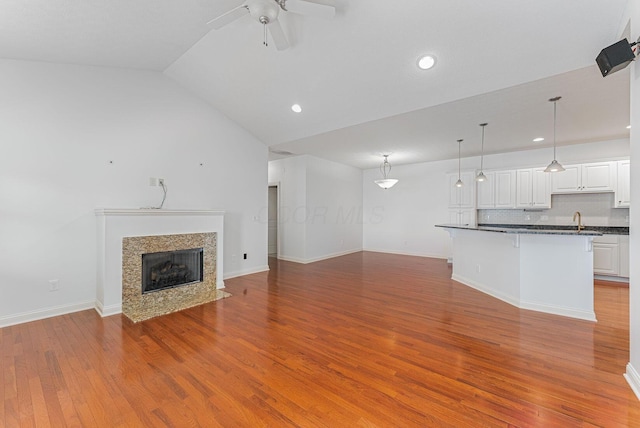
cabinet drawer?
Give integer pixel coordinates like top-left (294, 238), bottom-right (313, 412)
top-left (593, 235), bottom-right (618, 244)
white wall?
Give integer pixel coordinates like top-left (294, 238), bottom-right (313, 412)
top-left (363, 139), bottom-right (629, 259)
top-left (0, 59), bottom-right (268, 325)
top-left (625, 0), bottom-right (640, 399)
top-left (268, 155), bottom-right (363, 263)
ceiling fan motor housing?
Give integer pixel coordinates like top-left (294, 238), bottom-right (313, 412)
top-left (248, 0), bottom-right (280, 23)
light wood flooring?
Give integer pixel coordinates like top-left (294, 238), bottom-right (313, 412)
top-left (2, 252), bottom-right (640, 427)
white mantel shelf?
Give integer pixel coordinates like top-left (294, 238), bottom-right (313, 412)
top-left (95, 209), bottom-right (225, 216)
top-left (95, 208), bottom-right (225, 317)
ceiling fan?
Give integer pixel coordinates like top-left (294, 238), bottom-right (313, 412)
top-left (208, 0), bottom-right (335, 50)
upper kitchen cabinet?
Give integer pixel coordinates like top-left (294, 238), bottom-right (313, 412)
top-left (448, 171), bottom-right (476, 208)
top-left (551, 161), bottom-right (616, 194)
top-left (516, 168), bottom-right (551, 208)
top-left (477, 170), bottom-right (516, 209)
top-left (476, 171), bottom-right (495, 209)
top-left (615, 160), bottom-right (630, 208)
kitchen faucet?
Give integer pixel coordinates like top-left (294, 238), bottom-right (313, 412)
top-left (573, 211), bottom-right (585, 232)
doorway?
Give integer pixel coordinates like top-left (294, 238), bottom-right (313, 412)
top-left (268, 185), bottom-right (279, 259)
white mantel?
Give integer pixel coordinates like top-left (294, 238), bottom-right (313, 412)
top-left (95, 209), bottom-right (225, 317)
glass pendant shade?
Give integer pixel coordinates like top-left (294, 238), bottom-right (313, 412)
top-left (375, 178), bottom-right (399, 189)
top-left (375, 155), bottom-right (398, 189)
top-left (455, 179), bottom-right (464, 187)
top-left (475, 171), bottom-right (487, 182)
top-left (544, 159), bottom-right (565, 173)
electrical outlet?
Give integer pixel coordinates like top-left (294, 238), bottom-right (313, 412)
top-left (158, 178), bottom-right (165, 186)
top-left (476, 265), bottom-right (481, 273)
top-left (243, 253), bottom-right (247, 260)
top-left (49, 279), bottom-right (59, 292)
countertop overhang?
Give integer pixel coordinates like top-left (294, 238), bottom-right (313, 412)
top-left (436, 224), bottom-right (603, 236)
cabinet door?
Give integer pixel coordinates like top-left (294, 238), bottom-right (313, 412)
top-left (448, 172), bottom-right (475, 208)
top-left (448, 209), bottom-right (476, 226)
top-left (581, 162), bottom-right (615, 192)
top-left (616, 160), bottom-right (630, 208)
top-left (476, 171), bottom-right (495, 208)
top-left (531, 168), bottom-right (551, 208)
top-left (516, 169), bottom-right (533, 208)
top-left (551, 165), bottom-right (581, 193)
top-left (494, 170), bottom-right (516, 208)
top-left (593, 239), bottom-right (619, 276)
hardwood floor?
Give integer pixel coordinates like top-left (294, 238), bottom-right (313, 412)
top-left (2, 252), bottom-right (640, 427)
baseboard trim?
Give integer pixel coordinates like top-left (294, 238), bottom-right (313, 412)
top-left (625, 363), bottom-right (640, 401)
top-left (452, 274), bottom-right (596, 321)
top-left (0, 301), bottom-right (95, 328)
top-left (224, 265), bottom-right (270, 280)
top-left (452, 274), bottom-right (520, 308)
top-left (363, 248), bottom-right (448, 260)
top-left (278, 249), bottom-right (363, 265)
top-left (519, 300), bottom-right (596, 322)
top-left (94, 300), bottom-right (122, 318)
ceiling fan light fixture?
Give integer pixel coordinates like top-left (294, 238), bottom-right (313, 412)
top-left (417, 55), bottom-right (436, 70)
top-left (291, 104), bottom-right (302, 113)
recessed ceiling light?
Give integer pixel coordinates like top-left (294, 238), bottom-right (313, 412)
top-left (533, 137), bottom-right (545, 142)
top-left (417, 55), bottom-right (436, 70)
top-left (627, 125), bottom-right (631, 129)
top-left (291, 104), bottom-right (302, 113)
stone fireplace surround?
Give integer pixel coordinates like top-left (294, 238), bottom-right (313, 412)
top-left (95, 209), bottom-right (225, 319)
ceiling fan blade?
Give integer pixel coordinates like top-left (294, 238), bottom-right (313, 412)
top-left (207, 5), bottom-right (249, 29)
top-left (268, 20), bottom-right (290, 51)
top-left (284, 0), bottom-right (335, 19)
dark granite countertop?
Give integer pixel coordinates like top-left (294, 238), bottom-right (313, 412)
top-left (478, 223), bottom-right (629, 235)
top-left (436, 224), bottom-right (603, 236)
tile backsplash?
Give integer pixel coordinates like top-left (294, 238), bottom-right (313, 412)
top-left (478, 193), bottom-right (629, 227)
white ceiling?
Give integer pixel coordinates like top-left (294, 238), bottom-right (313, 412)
top-left (0, 0), bottom-right (631, 169)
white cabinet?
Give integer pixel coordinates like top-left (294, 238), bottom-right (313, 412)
top-left (448, 171), bottom-right (476, 208)
top-left (476, 171), bottom-right (495, 209)
top-left (615, 160), bottom-right (630, 208)
top-left (593, 235), bottom-right (619, 276)
top-left (516, 168), bottom-right (551, 208)
top-left (494, 170), bottom-right (517, 208)
top-left (593, 234), bottom-right (629, 278)
top-left (551, 162), bottom-right (616, 194)
top-left (448, 209), bottom-right (476, 226)
top-left (477, 170), bottom-right (516, 208)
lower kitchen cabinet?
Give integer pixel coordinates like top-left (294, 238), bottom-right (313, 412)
top-left (593, 235), bottom-right (629, 278)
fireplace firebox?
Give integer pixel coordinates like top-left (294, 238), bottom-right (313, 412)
top-left (141, 248), bottom-right (203, 294)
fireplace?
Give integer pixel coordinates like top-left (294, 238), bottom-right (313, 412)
top-left (142, 248), bottom-right (204, 294)
top-left (120, 231), bottom-right (229, 322)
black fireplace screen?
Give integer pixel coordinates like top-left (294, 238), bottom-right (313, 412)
top-left (141, 248), bottom-right (204, 294)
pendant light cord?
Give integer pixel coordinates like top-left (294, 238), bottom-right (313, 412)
top-left (549, 96), bottom-right (561, 160)
top-left (480, 123), bottom-right (487, 171)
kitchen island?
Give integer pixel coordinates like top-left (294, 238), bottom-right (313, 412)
top-left (436, 224), bottom-right (602, 321)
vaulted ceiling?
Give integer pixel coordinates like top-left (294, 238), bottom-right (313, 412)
top-left (0, 0), bottom-right (631, 168)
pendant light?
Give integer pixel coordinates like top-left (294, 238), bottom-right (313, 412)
top-left (544, 96), bottom-right (565, 173)
top-left (374, 155), bottom-right (399, 189)
top-left (455, 139), bottom-right (463, 187)
top-left (476, 123), bottom-right (488, 182)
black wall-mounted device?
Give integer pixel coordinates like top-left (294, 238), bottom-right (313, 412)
top-left (596, 38), bottom-right (637, 77)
